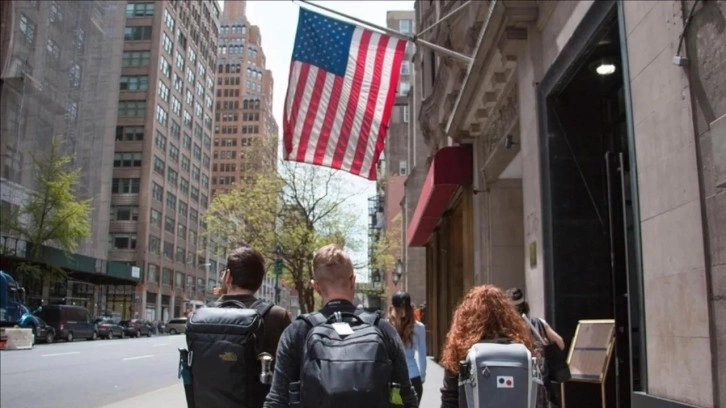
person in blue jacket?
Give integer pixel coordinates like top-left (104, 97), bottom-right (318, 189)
top-left (389, 291), bottom-right (427, 406)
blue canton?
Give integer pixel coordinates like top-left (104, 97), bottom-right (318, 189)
top-left (292, 8), bottom-right (355, 77)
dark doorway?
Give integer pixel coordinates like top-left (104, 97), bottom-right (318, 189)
top-left (539, 3), bottom-right (644, 407)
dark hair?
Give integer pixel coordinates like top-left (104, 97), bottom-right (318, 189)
top-left (506, 287), bottom-right (530, 316)
top-left (226, 246), bottom-right (266, 291)
top-left (389, 291), bottom-right (415, 346)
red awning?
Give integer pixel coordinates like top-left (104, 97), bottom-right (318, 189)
top-left (407, 145), bottom-right (473, 247)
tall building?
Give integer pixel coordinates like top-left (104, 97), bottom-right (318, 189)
top-left (405, 0), bottom-right (726, 406)
top-left (370, 10), bottom-right (419, 311)
top-left (110, 0), bottom-right (224, 321)
top-left (212, 0), bottom-right (278, 196)
top-left (0, 1), bottom-right (138, 313)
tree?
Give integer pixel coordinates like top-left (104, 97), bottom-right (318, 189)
top-left (204, 161), bottom-right (362, 313)
top-left (369, 212), bottom-right (403, 300)
top-left (0, 137), bottom-right (93, 279)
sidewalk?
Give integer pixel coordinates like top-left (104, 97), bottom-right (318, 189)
top-left (103, 357), bottom-right (446, 408)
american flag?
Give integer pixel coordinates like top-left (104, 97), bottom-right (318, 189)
top-left (283, 8), bottom-right (407, 180)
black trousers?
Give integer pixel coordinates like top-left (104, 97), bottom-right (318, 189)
top-left (411, 376), bottom-right (423, 407)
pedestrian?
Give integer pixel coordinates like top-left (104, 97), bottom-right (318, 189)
top-left (264, 244), bottom-right (419, 408)
top-left (507, 287), bottom-right (566, 407)
top-left (184, 245), bottom-right (292, 408)
top-left (389, 291), bottom-right (427, 407)
top-left (440, 285), bottom-right (536, 408)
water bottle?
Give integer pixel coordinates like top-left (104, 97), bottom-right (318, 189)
top-left (258, 352), bottom-right (273, 385)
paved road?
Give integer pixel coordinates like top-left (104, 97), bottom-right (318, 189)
top-left (0, 334), bottom-right (187, 408)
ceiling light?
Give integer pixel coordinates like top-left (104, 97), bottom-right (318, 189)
top-left (596, 63), bottom-right (617, 75)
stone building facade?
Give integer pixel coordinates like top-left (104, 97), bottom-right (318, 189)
top-left (406, 0), bottom-right (724, 406)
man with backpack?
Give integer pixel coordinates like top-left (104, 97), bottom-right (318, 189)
top-left (183, 245), bottom-right (292, 408)
top-left (263, 244), bottom-right (419, 408)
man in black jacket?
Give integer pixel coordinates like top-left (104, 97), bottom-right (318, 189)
top-left (263, 244), bottom-right (418, 408)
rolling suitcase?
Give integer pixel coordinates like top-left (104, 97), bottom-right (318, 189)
top-left (459, 340), bottom-right (542, 408)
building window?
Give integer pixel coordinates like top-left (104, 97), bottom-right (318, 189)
top-left (192, 144), bottom-right (201, 160)
top-left (162, 32), bottom-right (173, 54)
top-left (192, 165), bottom-right (200, 181)
top-left (166, 192), bottom-right (177, 211)
top-left (46, 39), bottom-right (60, 65)
top-left (161, 267), bottom-right (172, 285)
top-left (170, 121), bottom-right (181, 139)
top-left (190, 208), bottom-right (198, 226)
top-left (160, 56), bottom-right (171, 78)
top-left (399, 19), bottom-right (411, 34)
top-left (122, 51), bottom-right (151, 67)
top-left (175, 271), bottom-right (184, 288)
top-left (152, 182), bottom-right (163, 201)
top-left (118, 101), bottom-right (147, 117)
top-left (191, 186), bottom-right (199, 202)
top-left (156, 105), bottom-right (168, 127)
top-left (109, 234), bottom-right (137, 250)
top-left (185, 89), bottom-right (194, 106)
top-left (178, 201), bottom-right (188, 217)
top-left (403, 105), bottom-right (409, 123)
top-left (113, 152), bottom-right (142, 168)
top-left (147, 264), bottom-right (158, 283)
top-left (182, 134), bottom-right (192, 151)
top-left (126, 3), bottom-right (155, 17)
top-left (158, 81), bottom-right (170, 102)
top-left (171, 96), bottom-right (182, 116)
top-left (150, 208), bottom-right (161, 227)
top-left (112, 178), bottom-right (140, 194)
top-left (73, 27), bottom-right (85, 51)
top-left (111, 206), bottom-right (139, 221)
top-left (69, 64), bottom-right (81, 88)
top-left (116, 126), bottom-right (144, 141)
top-left (399, 81), bottom-right (410, 96)
top-left (167, 168), bottom-right (178, 187)
top-left (163, 242), bottom-right (174, 260)
top-left (155, 131), bottom-right (167, 151)
top-left (399, 160), bottom-right (408, 176)
top-left (401, 61), bottom-right (410, 75)
top-left (124, 26), bottom-right (152, 41)
top-left (175, 51), bottom-right (185, 71)
top-left (19, 14), bottom-right (36, 45)
top-left (181, 155), bottom-right (190, 172)
top-left (173, 72), bottom-right (183, 91)
top-left (153, 155), bottom-right (165, 176)
top-left (163, 8), bottom-right (175, 31)
top-left (49, 1), bottom-right (63, 24)
top-left (176, 247), bottom-right (185, 263)
top-left (149, 236), bottom-right (161, 255)
top-left (120, 75), bottom-right (149, 91)
top-left (180, 178), bottom-right (189, 195)
top-left (169, 143), bottom-right (179, 162)
top-left (165, 216), bottom-right (175, 233)
top-left (177, 223), bottom-right (186, 240)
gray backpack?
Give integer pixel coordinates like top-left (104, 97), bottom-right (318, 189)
top-left (459, 339), bottom-right (541, 408)
top-left (298, 311), bottom-right (392, 408)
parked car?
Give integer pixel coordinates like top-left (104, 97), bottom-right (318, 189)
top-left (25, 315), bottom-right (56, 344)
top-left (119, 319), bottom-right (151, 338)
top-left (94, 317), bottom-right (124, 339)
top-left (34, 305), bottom-right (98, 342)
top-left (165, 317), bottom-right (187, 335)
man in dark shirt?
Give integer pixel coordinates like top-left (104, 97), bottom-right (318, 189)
top-left (263, 244), bottom-right (418, 408)
top-left (217, 246), bottom-right (292, 407)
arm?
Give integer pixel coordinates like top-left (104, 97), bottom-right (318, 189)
top-left (542, 319), bottom-right (565, 351)
top-left (379, 321), bottom-right (419, 408)
top-left (263, 322), bottom-right (302, 408)
top-left (415, 323), bottom-right (427, 382)
top-left (440, 370), bottom-right (460, 408)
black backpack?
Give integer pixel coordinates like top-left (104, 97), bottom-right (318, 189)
top-left (297, 311), bottom-right (392, 408)
top-left (185, 299), bottom-right (272, 408)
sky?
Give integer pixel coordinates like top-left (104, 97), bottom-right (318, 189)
top-left (232, 1), bottom-right (415, 278)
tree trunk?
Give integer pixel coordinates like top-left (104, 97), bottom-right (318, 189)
top-left (303, 286), bottom-right (315, 314)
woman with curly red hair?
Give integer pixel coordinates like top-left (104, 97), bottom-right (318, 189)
top-left (440, 284), bottom-right (537, 408)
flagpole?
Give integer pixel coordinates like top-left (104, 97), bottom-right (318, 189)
top-left (294, 0), bottom-right (473, 65)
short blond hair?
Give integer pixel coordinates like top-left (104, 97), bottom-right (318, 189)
top-left (313, 244), bottom-right (354, 285)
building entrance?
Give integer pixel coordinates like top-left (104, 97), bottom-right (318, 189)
top-left (540, 4), bottom-right (644, 407)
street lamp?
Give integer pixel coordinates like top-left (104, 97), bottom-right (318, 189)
top-left (274, 244), bottom-right (283, 304)
top-left (392, 259), bottom-right (404, 285)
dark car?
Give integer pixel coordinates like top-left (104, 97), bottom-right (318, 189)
top-left (119, 319), bottom-right (151, 338)
top-left (34, 305), bottom-right (98, 342)
top-left (30, 316), bottom-right (56, 344)
top-left (94, 317), bottom-right (125, 339)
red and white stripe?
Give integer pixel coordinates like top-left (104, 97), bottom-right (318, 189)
top-left (283, 27), bottom-right (406, 180)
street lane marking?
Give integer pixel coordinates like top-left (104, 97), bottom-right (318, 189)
top-left (152, 343), bottom-right (169, 347)
top-left (122, 354), bottom-right (154, 361)
top-left (42, 351), bottom-right (81, 357)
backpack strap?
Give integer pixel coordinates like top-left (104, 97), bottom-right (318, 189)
top-left (355, 311), bottom-right (381, 326)
top-left (298, 311), bottom-right (327, 327)
top-left (215, 299), bottom-right (248, 309)
top-left (249, 298), bottom-right (274, 318)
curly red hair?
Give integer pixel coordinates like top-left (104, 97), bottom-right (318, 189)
top-left (440, 284), bottom-right (536, 373)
